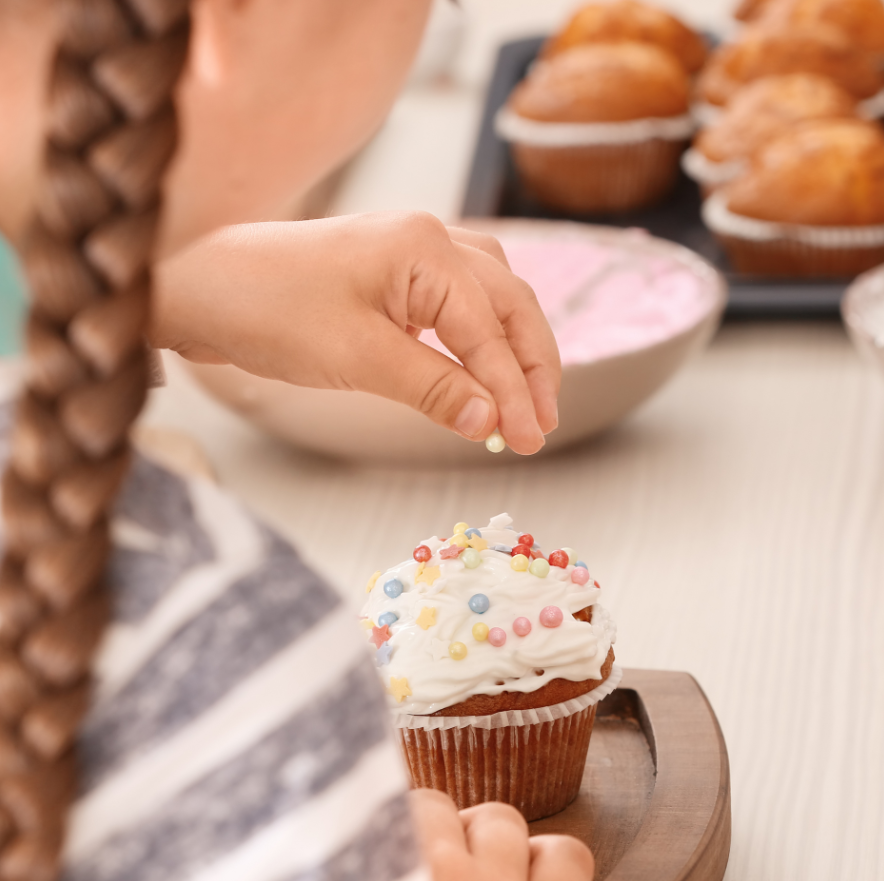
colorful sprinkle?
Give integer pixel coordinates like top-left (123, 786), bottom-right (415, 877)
top-left (472, 622), bottom-right (490, 641)
top-left (575, 561), bottom-right (588, 569)
top-left (439, 545), bottom-right (463, 560)
top-left (595, 580), bottom-right (601, 589)
top-left (513, 617), bottom-right (532, 637)
top-left (449, 642), bottom-right (468, 661)
top-left (571, 567), bottom-right (590, 585)
top-left (467, 535), bottom-right (488, 551)
top-left (453, 522), bottom-right (469, 535)
top-left (491, 544), bottom-right (510, 553)
top-left (415, 565), bottom-right (442, 586)
top-left (517, 533), bottom-right (534, 548)
top-left (462, 548), bottom-right (481, 569)
top-left (375, 643), bottom-right (393, 666)
top-left (485, 430), bottom-right (506, 453)
top-left (488, 627), bottom-right (507, 647)
top-left (366, 571), bottom-right (382, 593)
top-left (359, 617), bottom-right (374, 630)
top-left (511, 554), bottom-right (530, 572)
top-left (378, 611), bottom-right (399, 628)
top-left (450, 533), bottom-right (470, 548)
top-left (468, 593), bottom-right (490, 614)
top-left (369, 625), bottom-right (391, 649)
top-left (384, 578), bottom-right (404, 598)
top-left (416, 607), bottom-right (438, 630)
top-left (548, 550), bottom-right (569, 568)
top-left (511, 543), bottom-right (532, 558)
top-left (413, 545), bottom-right (432, 563)
top-left (529, 548), bottom-right (545, 560)
top-left (561, 548), bottom-right (578, 565)
top-left (539, 605), bottom-right (564, 628)
top-left (529, 558), bottom-right (550, 578)
top-left (389, 677), bottom-right (412, 702)
top-left (465, 528), bottom-right (482, 538)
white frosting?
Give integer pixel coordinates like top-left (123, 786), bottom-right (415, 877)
top-left (361, 514), bottom-right (617, 715)
top-left (494, 106), bottom-right (695, 148)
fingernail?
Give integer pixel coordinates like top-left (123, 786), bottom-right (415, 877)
top-left (455, 396), bottom-right (490, 438)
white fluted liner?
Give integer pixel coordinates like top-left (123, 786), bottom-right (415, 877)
top-left (494, 107), bottom-right (695, 147)
top-left (681, 147), bottom-right (745, 188)
top-left (394, 664), bottom-right (622, 731)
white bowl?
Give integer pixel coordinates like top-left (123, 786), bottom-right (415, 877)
top-left (842, 263), bottom-right (884, 376)
top-left (187, 219), bottom-right (726, 464)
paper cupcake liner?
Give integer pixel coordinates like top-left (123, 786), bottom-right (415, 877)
top-left (395, 665), bottom-right (622, 821)
top-left (703, 191), bottom-right (884, 276)
top-left (681, 147), bottom-right (745, 192)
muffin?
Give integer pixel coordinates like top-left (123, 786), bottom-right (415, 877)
top-left (756, 0), bottom-right (884, 59)
top-left (703, 118), bottom-right (884, 276)
top-left (496, 42), bottom-right (693, 214)
top-left (696, 23), bottom-right (884, 110)
top-left (543, 0), bottom-right (708, 74)
top-left (734, 0), bottom-right (774, 20)
top-left (683, 74), bottom-right (858, 192)
top-left (361, 514), bottom-right (618, 821)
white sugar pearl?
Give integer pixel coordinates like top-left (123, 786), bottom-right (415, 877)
top-left (485, 430), bottom-right (506, 453)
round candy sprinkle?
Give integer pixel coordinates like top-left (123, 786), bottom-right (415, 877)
top-left (468, 593), bottom-right (490, 614)
top-left (511, 543), bottom-right (532, 558)
top-left (561, 548), bottom-right (577, 565)
top-left (378, 611), bottom-right (399, 628)
top-left (517, 533), bottom-right (534, 548)
top-left (462, 548), bottom-right (482, 569)
top-left (488, 627), bottom-right (507, 647)
top-left (575, 561), bottom-right (588, 569)
top-left (413, 545), bottom-right (431, 563)
top-left (473, 622), bottom-right (490, 641)
top-left (450, 533), bottom-right (470, 548)
top-left (485, 430), bottom-right (506, 453)
top-left (384, 578), bottom-right (404, 598)
top-left (449, 642), bottom-right (468, 661)
top-left (571, 567), bottom-right (590, 585)
top-left (548, 550), bottom-right (569, 569)
top-left (465, 527), bottom-right (482, 539)
top-left (529, 558), bottom-right (550, 578)
top-left (511, 554), bottom-right (530, 572)
top-left (513, 617), bottom-right (532, 637)
top-left (453, 522), bottom-right (469, 535)
top-left (539, 605), bottom-right (564, 628)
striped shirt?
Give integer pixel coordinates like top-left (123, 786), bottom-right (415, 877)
top-left (0, 380), bottom-right (426, 881)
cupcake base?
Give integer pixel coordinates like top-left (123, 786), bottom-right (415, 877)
top-left (395, 658), bottom-right (620, 822)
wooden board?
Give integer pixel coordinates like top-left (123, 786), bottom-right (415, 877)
top-left (531, 669), bottom-right (731, 881)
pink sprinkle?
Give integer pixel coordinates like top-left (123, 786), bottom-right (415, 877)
top-left (439, 546), bottom-right (462, 559)
top-left (571, 568), bottom-right (590, 585)
top-left (488, 627), bottom-right (507, 647)
top-left (539, 606), bottom-right (564, 628)
top-left (513, 617), bottom-right (532, 637)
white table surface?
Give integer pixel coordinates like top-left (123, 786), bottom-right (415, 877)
top-left (141, 2), bottom-right (883, 878)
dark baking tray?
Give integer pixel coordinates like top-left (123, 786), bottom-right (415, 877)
top-left (461, 36), bottom-right (846, 320)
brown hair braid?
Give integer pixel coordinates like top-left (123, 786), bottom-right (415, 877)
top-left (0, 1), bottom-right (191, 878)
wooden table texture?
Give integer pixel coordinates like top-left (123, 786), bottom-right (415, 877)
top-left (143, 322), bottom-right (884, 881)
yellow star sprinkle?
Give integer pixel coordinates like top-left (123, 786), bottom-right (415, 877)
top-left (365, 571), bottom-right (382, 593)
top-left (467, 535), bottom-right (488, 551)
top-left (416, 607), bottom-right (437, 630)
top-left (389, 677), bottom-right (412, 703)
top-left (359, 618), bottom-right (374, 630)
top-left (415, 565), bottom-right (441, 586)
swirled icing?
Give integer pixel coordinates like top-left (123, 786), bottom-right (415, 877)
top-left (361, 514), bottom-right (617, 715)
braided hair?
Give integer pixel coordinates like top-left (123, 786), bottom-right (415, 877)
top-left (0, 1), bottom-right (191, 877)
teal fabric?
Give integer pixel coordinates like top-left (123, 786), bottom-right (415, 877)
top-left (0, 236), bottom-right (25, 356)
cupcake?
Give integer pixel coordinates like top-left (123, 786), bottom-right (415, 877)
top-left (361, 514), bottom-right (618, 821)
top-left (703, 118), bottom-right (884, 277)
top-left (734, 0), bottom-right (773, 20)
top-left (496, 42), bottom-right (694, 214)
top-left (683, 74), bottom-right (858, 193)
top-left (543, 0), bottom-right (708, 74)
top-left (696, 24), bottom-right (884, 115)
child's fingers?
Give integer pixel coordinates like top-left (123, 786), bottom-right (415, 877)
top-left (528, 835), bottom-right (595, 881)
top-left (446, 226), bottom-right (512, 269)
top-left (409, 789), bottom-right (468, 853)
top-left (451, 242), bottom-right (561, 435)
top-left (460, 802), bottom-right (531, 878)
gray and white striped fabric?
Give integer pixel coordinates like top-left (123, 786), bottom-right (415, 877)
top-left (0, 390), bottom-right (426, 881)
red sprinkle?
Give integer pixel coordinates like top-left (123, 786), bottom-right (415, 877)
top-left (530, 548), bottom-right (545, 560)
top-left (517, 533), bottom-right (534, 548)
top-left (369, 625), bottom-right (391, 649)
top-left (511, 543), bottom-right (532, 558)
top-left (594, 581), bottom-right (601, 590)
top-left (548, 550), bottom-right (569, 568)
top-left (413, 545), bottom-right (432, 563)
top-left (439, 545), bottom-right (463, 560)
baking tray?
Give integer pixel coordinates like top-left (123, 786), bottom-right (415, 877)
top-left (462, 36), bottom-right (847, 320)
top-left (531, 668), bottom-right (731, 881)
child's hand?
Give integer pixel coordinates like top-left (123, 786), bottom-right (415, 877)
top-left (410, 789), bottom-right (595, 881)
top-left (153, 213), bottom-right (561, 454)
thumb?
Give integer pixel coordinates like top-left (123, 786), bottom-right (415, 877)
top-left (346, 316), bottom-right (500, 443)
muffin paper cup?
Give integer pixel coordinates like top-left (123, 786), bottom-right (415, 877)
top-left (681, 147), bottom-right (745, 193)
top-left (394, 664), bottom-right (622, 821)
top-left (702, 190), bottom-right (884, 276)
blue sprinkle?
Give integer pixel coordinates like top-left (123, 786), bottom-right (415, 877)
top-left (491, 544), bottom-right (511, 553)
top-left (375, 643), bottom-right (393, 667)
top-left (378, 611), bottom-right (399, 627)
top-left (465, 527), bottom-right (483, 538)
top-left (575, 561), bottom-right (588, 570)
top-left (384, 578), bottom-right (404, 599)
top-left (468, 593), bottom-right (490, 614)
